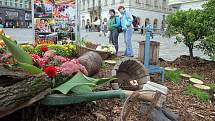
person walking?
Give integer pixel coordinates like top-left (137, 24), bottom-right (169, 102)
top-left (118, 6), bottom-right (134, 57)
top-left (107, 9), bottom-right (121, 55)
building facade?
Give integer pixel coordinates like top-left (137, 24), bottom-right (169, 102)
top-left (169, 0), bottom-right (208, 10)
top-left (80, 0), bottom-right (174, 30)
top-left (0, 0), bottom-right (31, 28)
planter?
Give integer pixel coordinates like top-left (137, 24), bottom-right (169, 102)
top-left (75, 42), bottom-right (114, 60)
top-left (138, 41), bottom-right (160, 65)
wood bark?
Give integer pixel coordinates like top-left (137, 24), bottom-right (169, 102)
top-left (0, 64), bottom-right (52, 118)
top-left (78, 51), bottom-right (102, 76)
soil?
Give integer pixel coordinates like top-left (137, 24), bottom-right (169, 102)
top-left (160, 55), bottom-right (215, 121)
top-left (1, 55), bottom-right (215, 121)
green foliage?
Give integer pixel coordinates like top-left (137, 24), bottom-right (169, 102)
top-left (0, 34), bottom-right (33, 65)
top-left (33, 44), bottom-right (77, 57)
top-left (54, 72), bottom-right (117, 95)
top-left (206, 84), bottom-right (215, 92)
top-left (165, 69), bottom-right (183, 83)
top-left (184, 84), bottom-right (209, 102)
top-left (191, 73), bottom-right (203, 80)
top-left (166, 9), bottom-right (207, 58)
top-left (17, 62), bottom-right (43, 74)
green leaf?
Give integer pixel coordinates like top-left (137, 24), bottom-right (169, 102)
top-left (17, 62), bottom-right (43, 74)
top-left (53, 72), bottom-right (116, 95)
top-left (53, 72), bottom-right (96, 94)
top-left (0, 34), bottom-right (33, 65)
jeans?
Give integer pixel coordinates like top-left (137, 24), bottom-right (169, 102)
top-left (109, 31), bottom-right (119, 54)
top-left (124, 28), bottom-right (133, 57)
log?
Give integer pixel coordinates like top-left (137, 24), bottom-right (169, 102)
top-left (180, 73), bottom-right (191, 79)
top-left (193, 84), bottom-right (211, 91)
top-left (78, 51), bottom-right (103, 76)
top-left (0, 64), bottom-right (52, 118)
top-left (0, 64), bottom-right (30, 87)
top-left (164, 67), bottom-right (177, 71)
top-left (189, 78), bottom-right (204, 84)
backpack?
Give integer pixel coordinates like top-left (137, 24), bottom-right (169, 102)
top-left (115, 17), bottom-right (123, 33)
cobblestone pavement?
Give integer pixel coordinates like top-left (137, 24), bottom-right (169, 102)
top-left (2, 28), bottom-right (209, 61)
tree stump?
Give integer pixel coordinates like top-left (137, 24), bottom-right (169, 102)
top-left (78, 51), bottom-right (103, 76)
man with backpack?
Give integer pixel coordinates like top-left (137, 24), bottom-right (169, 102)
top-left (107, 9), bottom-right (121, 55)
top-left (118, 6), bottom-right (134, 57)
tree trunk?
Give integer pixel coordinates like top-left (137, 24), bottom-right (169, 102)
top-left (188, 46), bottom-right (194, 59)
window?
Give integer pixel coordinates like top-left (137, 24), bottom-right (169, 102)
top-left (0, 0), bottom-right (2, 6)
top-left (146, 0), bottom-right (149, 6)
top-left (112, 0), bottom-right (115, 5)
top-left (154, 0), bottom-right (158, 8)
top-left (9, 0), bottom-right (13, 6)
top-left (162, 0), bottom-right (167, 9)
top-left (104, 0), bottom-right (107, 6)
top-left (120, 0), bottom-right (124, 3)
top-left (25, 1), bottom-right (28, 9)
top-left (82, 0), bottom-right (85, 10)
top-left (4, 1), bottom-right (7, 6)
top-left (87, 0), bottom-right (89, 8)
top-left (15, 0), bottom-right (18, 7)
top-left (136, 0), bottom-right (139, 4)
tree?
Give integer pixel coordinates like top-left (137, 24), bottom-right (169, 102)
top-left (198, 0), bottom-right (215, 60)
top-left (166, 9), bottom-right (208, 58)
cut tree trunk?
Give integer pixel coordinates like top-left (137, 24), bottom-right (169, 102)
top-left (78, 51), bottom-right (103, 76)
top-left (0, 64), bottom-right (52, 118)
top-left (189, 78), bottom-right (204, 85)
top-left (180, 74), bottom-right (191, 80)
top-left (193, 84), bottom-right (211, 91)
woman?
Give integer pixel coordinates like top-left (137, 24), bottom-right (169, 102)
top-left (107, 9), bottom-right (121, 55)
top-left (118, 6), bottom-right (134, 57)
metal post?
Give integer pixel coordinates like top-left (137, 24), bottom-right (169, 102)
top-left (75, 0), bottom-right (81, 42)
top-left (31, 0), bottom-right (35, 44)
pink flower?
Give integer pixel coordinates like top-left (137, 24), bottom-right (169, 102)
top-left (43, 50), bottom-right (55, 58)
top-left (37, 58), bottom-right (47, 67)
top-left (31, 54), bottom-right (41, 62)
top-left (60, 60), bottom-right (88, 76)
top-left (53, 55), bottom-right (70, 63)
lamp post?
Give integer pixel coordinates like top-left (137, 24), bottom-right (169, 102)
top-left (98, 0), bottom-right (101, 31)
top-left (75, 0), bottom-right (81, 42)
